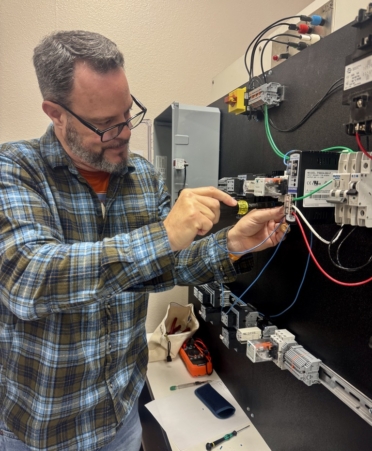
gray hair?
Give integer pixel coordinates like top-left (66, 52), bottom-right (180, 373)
top-left (33, 30), bottom-right (124, 106)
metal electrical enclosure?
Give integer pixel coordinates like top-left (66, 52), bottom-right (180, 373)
top-left (153, 102), bottom-right (220, 205)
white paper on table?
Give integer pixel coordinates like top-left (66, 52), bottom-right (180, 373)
top-left (145, 380), bottom-right (250, 451)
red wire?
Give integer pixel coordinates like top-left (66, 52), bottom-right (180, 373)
top-left (294, 213), bottom-right (372, 286)
top-left (355, 133), bottom-right (372, 160)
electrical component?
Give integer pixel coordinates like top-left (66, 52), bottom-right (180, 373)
top-left (327, 150), bottom-right (372, 227)
top-left (173, 158), bottom-right (187, 169)
top-left (300, 14), bottom-right (326, 26)
top-left (236, 326), bottom-right (261, 343)
top-left (247, 82), bottom-right (284, 111)
top-left (343, 6), bottom-right (372, 135)
top-left (221, 302), bottom-right (258, 330)
top-left (284, 345), bottom-right (321, 386)
top-left (224, 87), bottom-right (247, 115)
top-left (220, 326), bottom-right (246, 353)
top-left (287, 41), bottom-right (308, 51)
top-left (199, 305), bottom-right (222, 325)
top-left (287, 151), bottom-right (339, 223)
top-left (269, 329), bottom-right (297, 370)
top-left (272, 52), bottom-right (290, 61)
top-left (298, 34), bottom-right (321, 44)
top-left (246, 339), bottom-right (273, 363)
top-left (288, 23), bottom-right (314, 34)
top-left (245, 175), bottom-right (288, 198)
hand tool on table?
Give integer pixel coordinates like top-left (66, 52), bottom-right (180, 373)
top-left (205, 425), bottom-right (250, 450)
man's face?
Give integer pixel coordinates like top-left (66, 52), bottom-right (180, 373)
top-left (61, 62), bottom-right (133, 173)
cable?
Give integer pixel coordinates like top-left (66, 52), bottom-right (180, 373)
top-left (270, 232), bottom-right (312, 317)
top-left (292, 179), bottom-right (332, 201)
top-left (356, 133), bottom-right (372, 160)
top-left (291, 205), bottom-right (342, 245)
top-left (328, 227), bottom-right (372, 272)
top-left (226, 226), bottom-right (289, 314)
top-left (213, 216), bottom-right (285, 256)
top-left (259, 34), bottom-right (300, 82)
top-left (269, 78), bottom-right (344, 133)
top-left (244, 17), bottom-right (302, 81)
top-left (295, 212), bottom-right (372, 286)
top-left (264, 104), bottom-right (286, 158)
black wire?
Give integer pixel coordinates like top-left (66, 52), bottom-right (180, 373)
top-left (244, 16), bottom-right (302, 80)
top-left (258, 34), bottom-right (301, 82)
top-left (249, 37), bottom-right (300, 88)
top-left (328, 226), bottom-right (372, 272)
top-left (269, 78), bottom-right (344, 132)
top-left (183, 166), bottom-right (187, 189)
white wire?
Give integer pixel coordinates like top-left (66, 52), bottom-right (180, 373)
top-left (292, 205), bottom-right (343, 245)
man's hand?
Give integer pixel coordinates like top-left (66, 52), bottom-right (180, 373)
top-left (227, 206), bottom-right (287, 254)
top-left (164, 187), bottom-right (237, 251)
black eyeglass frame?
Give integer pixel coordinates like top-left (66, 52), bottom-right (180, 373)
top-left (52, 95), bottom-right (147, 142)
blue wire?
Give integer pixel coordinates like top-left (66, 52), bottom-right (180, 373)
top-left (269, 232), bottom-right (313, 318)
top-left (214, 217), bottom-right (285, 256)
top-left (283, 149), bottom-right (298, 167)
top-left (226, 229), bottom-right (288, 314)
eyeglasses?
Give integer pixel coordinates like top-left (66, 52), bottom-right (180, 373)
top-left (53, 95), bottom-right (147, 142)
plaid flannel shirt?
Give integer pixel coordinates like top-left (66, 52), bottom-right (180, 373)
top-left (0, 125), bottom-right (253, 450)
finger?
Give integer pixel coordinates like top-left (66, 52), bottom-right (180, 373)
top-left (183, 187), bottom-right (237, 207)
top-left (247, 206), bottom-right (285, 224)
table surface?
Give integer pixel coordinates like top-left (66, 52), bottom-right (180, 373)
top-left (145, 335), bottom-right (271, 451)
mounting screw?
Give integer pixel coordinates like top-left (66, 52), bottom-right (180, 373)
top-left (251, 413), bottom-right (254, 418)
top-left (369, 408), bottom-right (372, 414)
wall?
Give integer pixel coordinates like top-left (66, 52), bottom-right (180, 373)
top-left (0, 0), bottom-right (313, 332)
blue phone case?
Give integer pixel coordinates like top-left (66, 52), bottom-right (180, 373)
top-left (194, 383), bottom-right (236, 419)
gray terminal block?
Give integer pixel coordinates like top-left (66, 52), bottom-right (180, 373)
top-left (284, 345), bottom-right (321, 386)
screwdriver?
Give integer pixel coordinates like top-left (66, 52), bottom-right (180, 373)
top-left (205, 425), bottom-right (250, 450)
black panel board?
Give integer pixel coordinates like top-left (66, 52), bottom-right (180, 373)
top-left (192, 20), bottom-right (372, 451)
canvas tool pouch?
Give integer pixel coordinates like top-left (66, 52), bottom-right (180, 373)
top-left (148, 302), bottom-right (199, 362)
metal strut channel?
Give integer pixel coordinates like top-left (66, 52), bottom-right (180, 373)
top-left (319, 363), bottom-right (372, 426)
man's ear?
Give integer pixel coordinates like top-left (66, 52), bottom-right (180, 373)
top-left (42, 101), bottom-right (66, 130)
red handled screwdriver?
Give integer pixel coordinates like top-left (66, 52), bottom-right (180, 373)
top-left (205, 425), bottom-right (250, 450)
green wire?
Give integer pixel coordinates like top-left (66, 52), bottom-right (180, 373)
top-left (320, 146), bottom-right (355, 153)
top-left (264, 105), bottom-right (286, 159)
top-left (292, 179), bottom-right (332, 201)
top-left (264, 105), bottom-right (355, 158)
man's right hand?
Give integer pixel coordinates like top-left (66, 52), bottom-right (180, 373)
top-left (163, 187), bottom-right (237, 251)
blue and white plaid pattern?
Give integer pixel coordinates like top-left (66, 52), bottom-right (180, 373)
top-left (0, 125), bottom-right (252, 450)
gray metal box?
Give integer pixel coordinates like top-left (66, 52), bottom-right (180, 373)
top-left (153, 102), bottom-right (220, 205)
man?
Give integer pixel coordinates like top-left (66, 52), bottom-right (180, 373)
top-left (0, 31), bottom-right (286, 451)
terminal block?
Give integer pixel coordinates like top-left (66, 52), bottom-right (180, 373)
top-left (247, 82), bottom-right (283, 111)
top-left (284, 345), bottom-right (321, 386)
top-left (328, 151), bottom-right (372, 227)
top-left (269, 329), bottom-right (297, 370)
top-left (246, 338), bottom-right (274, 363)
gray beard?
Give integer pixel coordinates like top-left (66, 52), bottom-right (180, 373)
top-left (65, 118), bottom-right (129, 174)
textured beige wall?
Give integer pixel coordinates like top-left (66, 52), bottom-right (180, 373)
top-left (0, 0), bottom-right (313, 143)
top-left (0, 0), bottom-right (313, 332)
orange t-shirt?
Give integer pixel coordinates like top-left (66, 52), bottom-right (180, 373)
top-left (77, 168), bottom-right (110, 205)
